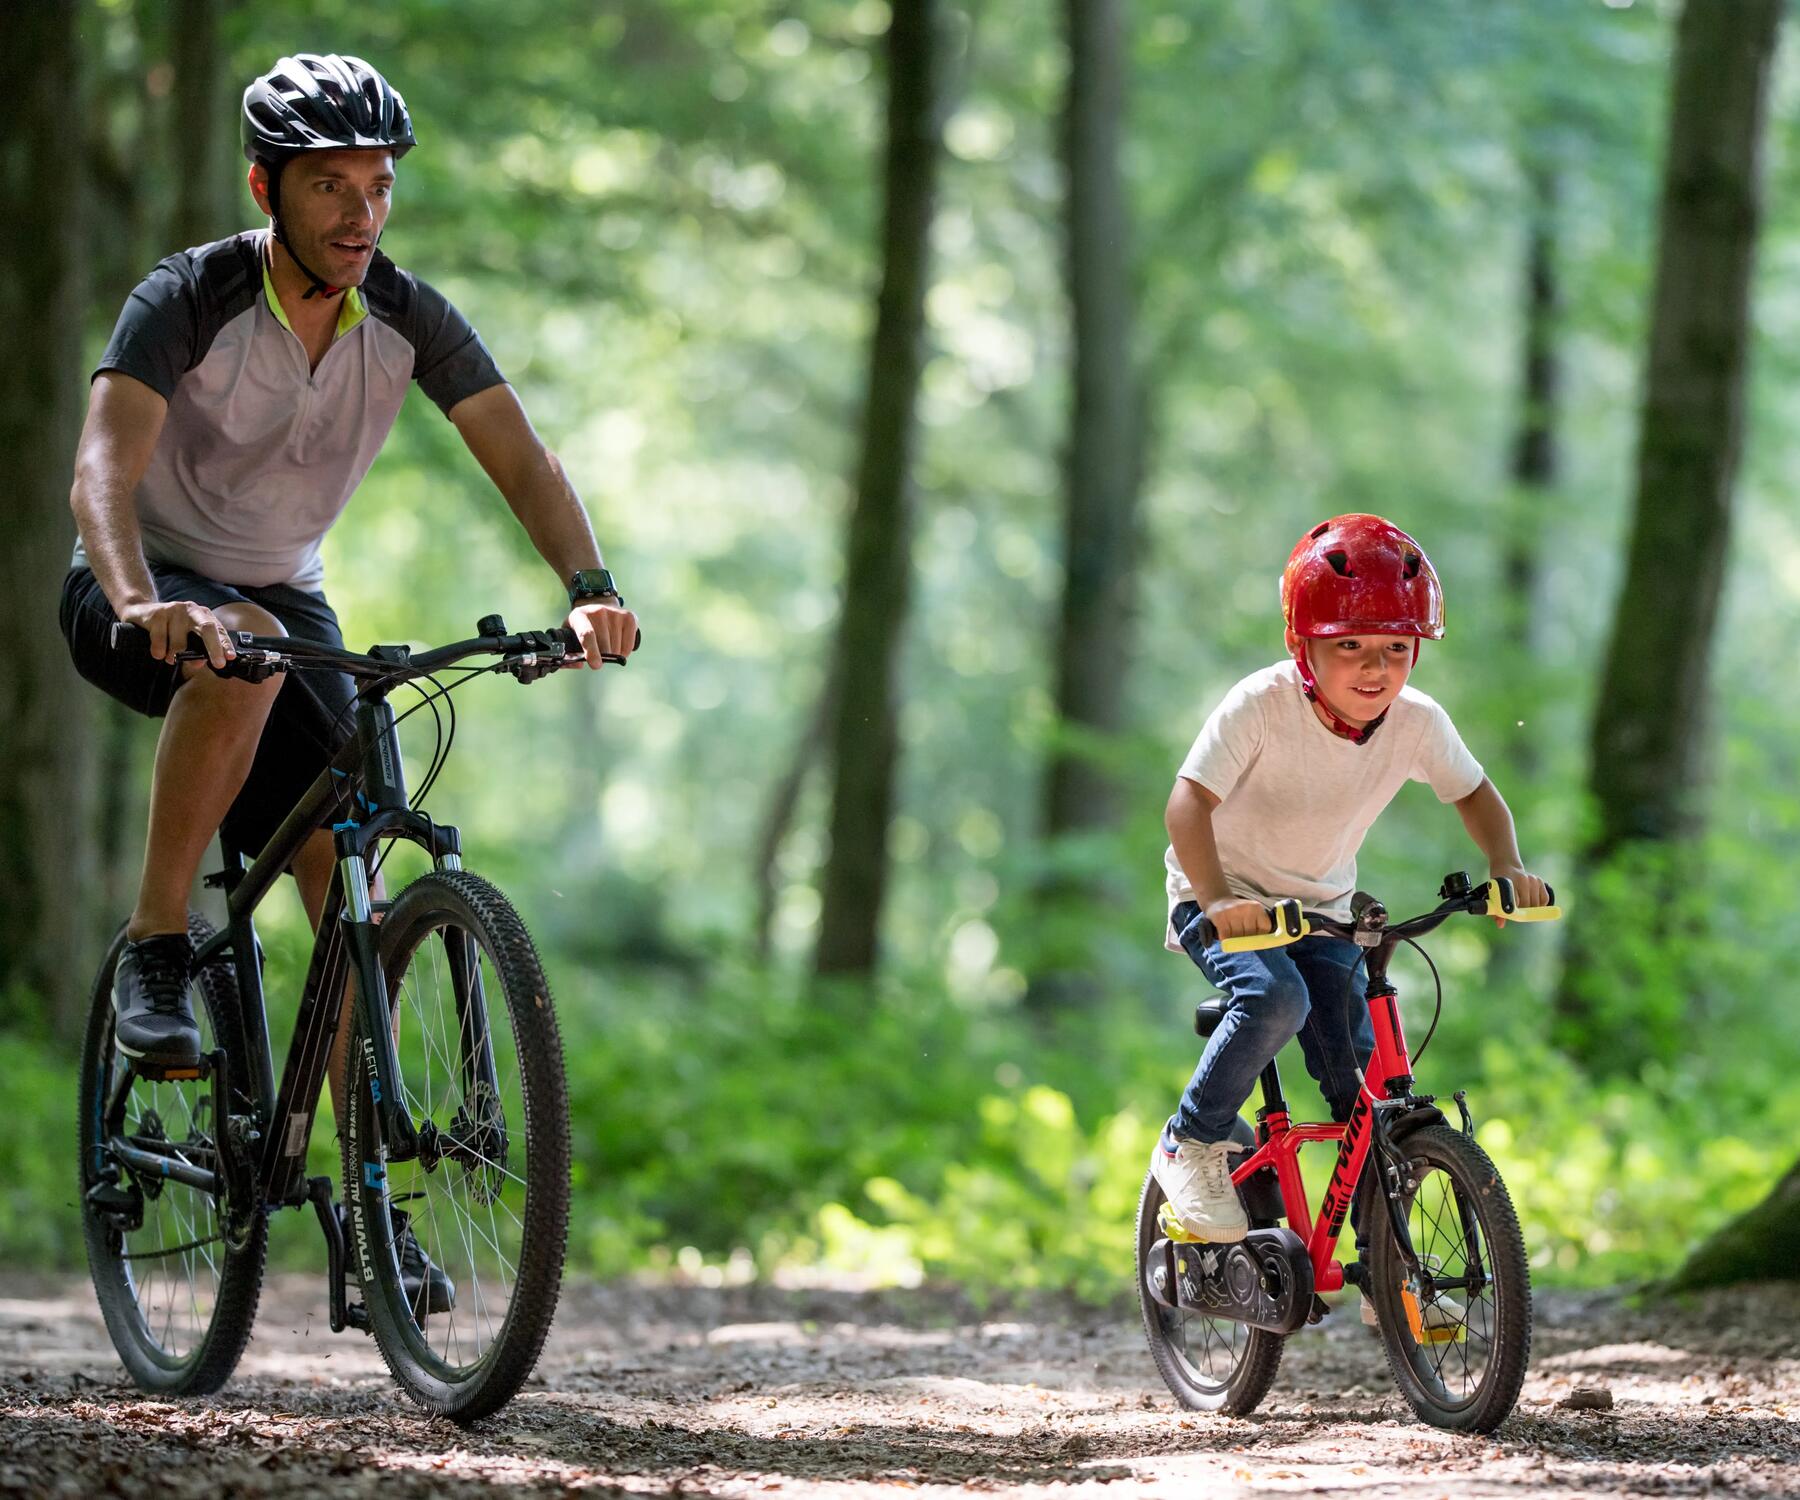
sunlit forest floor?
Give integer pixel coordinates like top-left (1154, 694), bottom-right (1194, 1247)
top-left (0, 1273), bottom-right (1793, 1497)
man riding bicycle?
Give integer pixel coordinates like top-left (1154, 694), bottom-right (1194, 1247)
top-left (62, 54), bottom-right (637, 1305)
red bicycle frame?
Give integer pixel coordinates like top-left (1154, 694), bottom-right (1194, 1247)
top-left (1226, 970), bottom-right (1415, 1295)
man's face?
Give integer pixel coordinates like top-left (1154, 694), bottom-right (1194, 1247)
top-left (256, 148), bottom-right (394, 287)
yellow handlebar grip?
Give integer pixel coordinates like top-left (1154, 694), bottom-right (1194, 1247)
top-left (1219, 898), bottom-right (1311, 953)
top-left (1484, 881), bottom-right (1563, 922)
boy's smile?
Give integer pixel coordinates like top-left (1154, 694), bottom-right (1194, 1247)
top-left (1299, 633), bottom-right (1414, 729)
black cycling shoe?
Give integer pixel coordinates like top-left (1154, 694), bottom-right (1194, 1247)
top-left (112, 932), bottom-right (200, 1067)
top-left (339, 1203), bottom-right (456, 1316)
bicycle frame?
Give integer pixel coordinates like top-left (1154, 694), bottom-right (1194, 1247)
top-left (1224, 945), bottom-right (1428, 1296)
top-left (99, 680), bottom-right (473, 1234)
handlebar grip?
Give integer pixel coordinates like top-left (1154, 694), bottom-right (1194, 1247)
top-left (1485, 876), bottom-right (1562, 922)
top-left (107, 621), bottom-right (218, 661)
top-left (1211, 898), bottom-right (1312, 953)
top-left (555, 624), bottom-right (641, 666)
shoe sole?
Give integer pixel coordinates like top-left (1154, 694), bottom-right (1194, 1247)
top-left (112, 1035), bottom-right (203, 1069)
top-left (1153, 1182), bottom-right (1249, 1244)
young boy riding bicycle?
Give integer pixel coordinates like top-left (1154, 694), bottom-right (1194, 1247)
top-left (1156, 514), bottom-right (1549, 1321)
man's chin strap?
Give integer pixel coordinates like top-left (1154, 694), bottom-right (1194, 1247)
top-left (266, 162), bottom-right (344, 301)
top-left (1291, 644), bottom-right (1403, 746)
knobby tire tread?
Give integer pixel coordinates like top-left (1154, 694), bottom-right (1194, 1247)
top-left (1369, 1122), bottom-right (1531, 1434)
top-left (78, 914), bottom-right (268, 1396)
top-left (1135, 1168), bottom-right (1284, 1414)
top-left (346, 870), bottom-right (570, 1424)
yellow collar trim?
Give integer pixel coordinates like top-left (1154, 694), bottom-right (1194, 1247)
top-left (263, 252), bottom-right (367, 340)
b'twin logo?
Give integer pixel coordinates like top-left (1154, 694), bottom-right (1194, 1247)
top-left (1320, 1096), bottom-right (1371, 1235)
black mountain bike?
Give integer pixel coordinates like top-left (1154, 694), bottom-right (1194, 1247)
top-left (78, 614), bottom-right (629, 1422)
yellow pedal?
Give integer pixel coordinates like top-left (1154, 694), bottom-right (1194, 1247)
top-left (1158, 1200), bottom-right (1205, 1244)
top-left (1400, 1286), bottom-right (1466, 1346)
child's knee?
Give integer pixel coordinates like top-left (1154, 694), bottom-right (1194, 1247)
top-left (1242, 969), bottom-right (1310, 1040)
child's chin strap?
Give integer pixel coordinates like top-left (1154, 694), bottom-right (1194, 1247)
top-left (1290, 638), bottom-right (1421, 746)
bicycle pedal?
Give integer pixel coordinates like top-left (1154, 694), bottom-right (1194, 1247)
top-left (346, 1302), bottom-right (371, 1334)
top-left (1156, 1200), bottom-right (1206, 1244)
top-left (1400, 1287), bottom-right (1465, 1345)
top-left (132, 1058), bottom-right (210, 1082)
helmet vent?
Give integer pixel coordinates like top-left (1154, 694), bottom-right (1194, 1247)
top-left (1324, 550), bottom-right (1353, 577)
top-left (1309, 523), bottom-right (1331, 540)
top-left (1403, 551), bottom-right (1422, 579)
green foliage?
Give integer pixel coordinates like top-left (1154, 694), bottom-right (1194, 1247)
top-left (39, 0), bottom-right (1800, 1292)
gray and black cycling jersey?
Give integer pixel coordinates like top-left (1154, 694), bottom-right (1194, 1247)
top-left (77, 229), bottom-right (506, 591)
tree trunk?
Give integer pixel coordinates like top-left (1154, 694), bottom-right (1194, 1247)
top-left (1667, 1154), bottom-right (1800, 1290)
top-left (1584, 0), bottom-right (1778, 854)
top-left (0, 3), bottom-right (100, 1032)
top-left (1504, 164), bottom-right (1560, 666)
top-left (813, 0), bottom-right (947, 977)
top-left (1042, 0), bottom-right (1141, 842)
top-left (169, 0), bottom-right (235, 249)
top-left (1556, 0), bottom-right (1781, 1062)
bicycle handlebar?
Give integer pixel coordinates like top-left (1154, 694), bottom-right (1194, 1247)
top-left (1195, 874), bottom-right (1561, 954)
top-left (109, 614), bottom-right (640, 682)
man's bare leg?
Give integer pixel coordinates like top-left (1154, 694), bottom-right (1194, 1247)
top-left (128, 601), bottom-right (288, 941)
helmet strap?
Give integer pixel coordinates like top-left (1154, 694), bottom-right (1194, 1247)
top-left (1291, 643), bottom-right (1388, 745)
top-left (264, 161), bottom-right (345, 302)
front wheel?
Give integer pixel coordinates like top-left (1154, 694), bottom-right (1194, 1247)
top-left (343, 870), bottom-right (570, 1423)
top-left (1367, 1122), bottom-right (1531, 1433)
top-left (1135, 1168), bottom-right (1285, 1413)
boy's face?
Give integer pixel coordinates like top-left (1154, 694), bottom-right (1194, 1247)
top-left (1290, 631), bottom-right (1415, 727)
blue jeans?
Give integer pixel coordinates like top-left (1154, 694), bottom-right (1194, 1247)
top-left (1171, 900), bottom-right (1375, 1140)
top-left (1170, 900), bottom-right (1378, 1254)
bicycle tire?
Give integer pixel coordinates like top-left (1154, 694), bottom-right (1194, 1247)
top-left (343, 870), bottom-right (570, 1423)
top-left (1367, 1122), bottom-right (1531, 1433)
top-left (1135, 1167), bottom-right (1285, 1414)
top-left (78, 914), bottom-right (267, 1395)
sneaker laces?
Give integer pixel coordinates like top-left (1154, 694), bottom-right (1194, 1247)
top-left (133, 936), bottom-right (193, 1017)
top-left (1194, 1140), bottom-right (1238, 1199)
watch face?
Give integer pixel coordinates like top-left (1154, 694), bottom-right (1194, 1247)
top-left (570, 568), bottom-right (616, 598)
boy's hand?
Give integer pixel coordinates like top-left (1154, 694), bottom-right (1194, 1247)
top-left (1490, 866), bottom-right (1550, 926)
top-left (1204, 896), bottom-right (1272, 942)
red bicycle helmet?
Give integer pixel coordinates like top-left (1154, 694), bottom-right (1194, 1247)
top-left (1279, 514), bottom-right (1444, 743)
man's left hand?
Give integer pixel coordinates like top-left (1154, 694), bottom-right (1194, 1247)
top-left (565, 598), bottom-right (639, 669)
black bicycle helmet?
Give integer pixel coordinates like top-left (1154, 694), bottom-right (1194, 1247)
top-left (241, 54), bottom-right (415, 298)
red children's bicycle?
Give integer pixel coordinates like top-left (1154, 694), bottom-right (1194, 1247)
top-left (1136, 873), bottom-right (1560, 1433)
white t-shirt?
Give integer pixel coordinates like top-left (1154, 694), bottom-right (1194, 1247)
top-left (1162, 660), bottom-right (1485, 949)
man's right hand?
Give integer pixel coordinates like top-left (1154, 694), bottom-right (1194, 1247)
top-left (118, 599), bottom-right (237, 669)
top-left (1203, 896), bottom-right (1272, 942)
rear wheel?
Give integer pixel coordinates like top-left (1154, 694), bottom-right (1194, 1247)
top-left (1368, 1123), bottom-right (1531, 1433)
top-left (78, 915), bottom-right (266, 1395)
top-left (344, 870), bottom-right (570, 1423)
top-left (1135, 1168), bottom-right (1284, 1413)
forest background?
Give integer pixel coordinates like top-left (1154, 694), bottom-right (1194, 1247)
top-left (3, 0), bottom-right (1797, 1299)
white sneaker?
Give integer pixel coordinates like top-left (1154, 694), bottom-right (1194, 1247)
top-left (1152, 1134), bottom-right (1248, 1243)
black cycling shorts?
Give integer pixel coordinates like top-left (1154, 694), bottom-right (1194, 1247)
top-left (60, 564), bottom-right (356, 861)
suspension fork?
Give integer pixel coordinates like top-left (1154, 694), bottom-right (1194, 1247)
top-left (337, 832), bottom-right (418, 1161)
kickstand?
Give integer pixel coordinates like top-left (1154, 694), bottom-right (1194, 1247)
top-left (307, 1176), bottom-right (369, 1333)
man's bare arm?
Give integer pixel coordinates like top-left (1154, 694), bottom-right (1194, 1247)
top-left (70, 373), bottom-right (233, 666)
top-left (448, 383), bottom-right (636, 667)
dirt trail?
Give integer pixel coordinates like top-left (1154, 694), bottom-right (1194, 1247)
top-left (0, 1273), bottom-right (1793, 1497)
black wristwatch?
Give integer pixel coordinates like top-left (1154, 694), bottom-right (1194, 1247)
top-left (568, 567), bottom-right (623, 608)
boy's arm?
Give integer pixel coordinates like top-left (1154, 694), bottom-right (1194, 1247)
top-left (1453, 776), bottom-right (1550, 913)
top-left (1166, 778), bottom-right (1269, 939)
